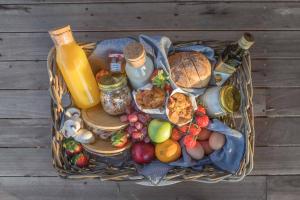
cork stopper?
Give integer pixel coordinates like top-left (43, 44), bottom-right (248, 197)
top-left (238, 32), bottom-right (254, 50)
top-left (123, 42), bottom-right (146, 68)
top-left (49, 25), bottom-right (74, 46)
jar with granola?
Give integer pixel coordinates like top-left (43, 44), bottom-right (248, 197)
top-left (98, 74), bottom-right (132, 115)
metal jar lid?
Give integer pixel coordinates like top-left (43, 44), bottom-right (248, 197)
top-left (219, 85), bottom-right (241, 113)
top-left (98, 74), bottom-right (127, 91)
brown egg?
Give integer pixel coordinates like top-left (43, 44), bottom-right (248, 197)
top-left (209, 132), bottom-right (226, 150)
top-left (198, 128), bottom-right (212, 140)
top-left (199, 140), bottom-right (214, 155)
top-left (186, 142), bottom-right (205, 160)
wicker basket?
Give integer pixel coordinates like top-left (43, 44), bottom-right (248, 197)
top-left (47, 40), bottom-right (255, 184)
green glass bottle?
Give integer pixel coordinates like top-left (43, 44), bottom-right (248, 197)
top-left (214, 32), bottom-right (254, 86)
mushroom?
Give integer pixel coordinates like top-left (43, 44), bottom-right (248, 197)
top-left (65, 107), bottom-right (81, 120)
top-left (61, 119), bottom-right (81, 138)
top-left (74, 129), bottom-right (95, 144)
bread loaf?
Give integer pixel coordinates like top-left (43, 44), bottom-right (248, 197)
top-left (168, 52), bottom-right (211, 89)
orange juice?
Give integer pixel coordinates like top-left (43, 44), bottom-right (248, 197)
top-left (49, 25), bottom-right (100, 109)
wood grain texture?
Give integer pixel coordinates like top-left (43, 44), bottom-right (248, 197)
top-left (0, 61), bottom-right (49, 89)
top-left (267, 176), bottom-right (300, 200)
top-left (0, 176), bottom-right (266, 200)
top-left (0, 90), bottom-right (50, 118)
top-left (0, 3), bottom-right (300, 32)
top-left (0, 119), bottom-right (51, 147)
top-left (253, 147), bottom-right (300, 175)
top-left (1, 147), bottom-right (299, 177)
top-left (1, 31), bottom-right (300, 61)
top-left (255, 117), bottom-right (300, 147)
top-left (0, 148), bottom-right (56, 177)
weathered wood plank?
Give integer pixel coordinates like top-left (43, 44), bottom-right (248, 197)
top-left (255, 117), bottom-right (300, 147)
top-left (1, 147), bottom-right (299, 177)
top-left (0, 0), bottom-right (298, 4)
top-left (0, 61), bottom-right (49, 89)
top-left (267, 176), bottom-right (300, 200)
top-left (0, 148), bottom-right (56, 176)
top-left (253, 147), bottom-right (300, 175)
top-left (252, 59), bottom-right (300, 88)
top-left (1, 117), bottom-right (299, 148)
top-left (1, 31), bottom-right (300, 61)
top-left (0, 3), bottom-right (300, 32)
top-left (0, 90), bottom-right (50, 118)
top-left (266, 88), bottom-right (300, 117)
top-left (0, 119), bottom-right (51, 147)
top-left (0, 176), bottom-right (266, 200)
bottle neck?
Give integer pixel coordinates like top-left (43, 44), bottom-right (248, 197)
top-left (50, 31), bottom-right (75, 47)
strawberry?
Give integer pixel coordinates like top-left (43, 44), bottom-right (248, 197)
top-left (195, 105), bottom-right (206, 115)
top-left (189, 123), bottom-right (201, 136)
top-left (111, 131), bottom-right (128, 148)
top-left (195, 115), bottom-right (210, 128)
top-left (183, 135), bottom-right (197, 148)
top-left (178, 124), bottom-right (189, 133)
top-left (171, 128), bottom-right (182, 141)
top-left (71, 153), bottom-right (89, 168)
top-left (63, 138), bottom-right (83, 157)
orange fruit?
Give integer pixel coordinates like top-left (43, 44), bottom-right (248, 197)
top-left (155, 139), bottom-right (181, 163)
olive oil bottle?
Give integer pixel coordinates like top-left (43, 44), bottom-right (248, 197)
top-left (214, 32), bottom-right (254, 86)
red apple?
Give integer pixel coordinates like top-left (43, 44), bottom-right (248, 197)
top-left (131, 142), bottom-right (155, 164)
top-left (198, 128), bottom-right (212, 141)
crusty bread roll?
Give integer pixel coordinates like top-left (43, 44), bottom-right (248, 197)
top-left (168, 52), bottom-right (211, 89)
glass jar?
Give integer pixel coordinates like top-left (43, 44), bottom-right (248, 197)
top-left (98, 74), bottom-right (132, 115)
top-left (199, 85), bottom-right (241, 117)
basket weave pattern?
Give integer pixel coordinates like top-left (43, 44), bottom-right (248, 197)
top-left (47, 41), bottom-right (254, 183)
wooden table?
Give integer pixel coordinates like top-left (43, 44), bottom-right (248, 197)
top-left (0, 1), bottom-right (299, 199)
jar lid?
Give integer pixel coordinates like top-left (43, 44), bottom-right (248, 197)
top-left (123, 42), bottom-right (146, 68)
top-left (220, 85), bottom-right (241, 113)
top-left (98, 74), bottom-right (127, 91)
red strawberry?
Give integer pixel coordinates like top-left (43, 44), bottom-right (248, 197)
top-left (71, 153), bottom-right (89, 168)
top-left (171, 128), bottom-right (182, 141)
top-left (178, 124), bottom-right (189, 133)
top-left (195, 105), bottom-right (206, 115)
top-left (183, 135), bottom-right (197, 148)
top-left (195, 115), bottom-right (210, 128)
top-left (63, 138), bottom-right (83, 157)
top-left (111, 131), bottom-right (128, 148)
top-left (189, 123), bottom-right (201, 136)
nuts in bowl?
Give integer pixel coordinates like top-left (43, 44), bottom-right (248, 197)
top-left (166, 91), bottom-right (196, 126)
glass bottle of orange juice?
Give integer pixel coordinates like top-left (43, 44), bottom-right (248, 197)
top-left (49, 25), bottom-right (100, 109)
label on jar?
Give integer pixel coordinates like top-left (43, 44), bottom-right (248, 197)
top-left (110, 62), bottom-right (121, 73)
top-left (214, 58), bottom-right (236, 74)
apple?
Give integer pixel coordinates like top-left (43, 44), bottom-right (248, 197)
top-left (186, 142), bottom-right (205, 160)
top-left (148, 119), bottom-right (172, 143)
top-left (131, 142), bottom-right (155, 164)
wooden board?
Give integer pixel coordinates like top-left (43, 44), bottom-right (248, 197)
top-left (1, 31), bottom-right (300, 61)
top-left (267, 176), bottom-right (300, 200)
top-left (83, 137), bottom-right (131, 155)
top-left (82, 105), bottom-right (128, 131)
top-left (1, 3), bottom-right (300, 32)
top-left (0, 176), bottom-right (266, 200)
